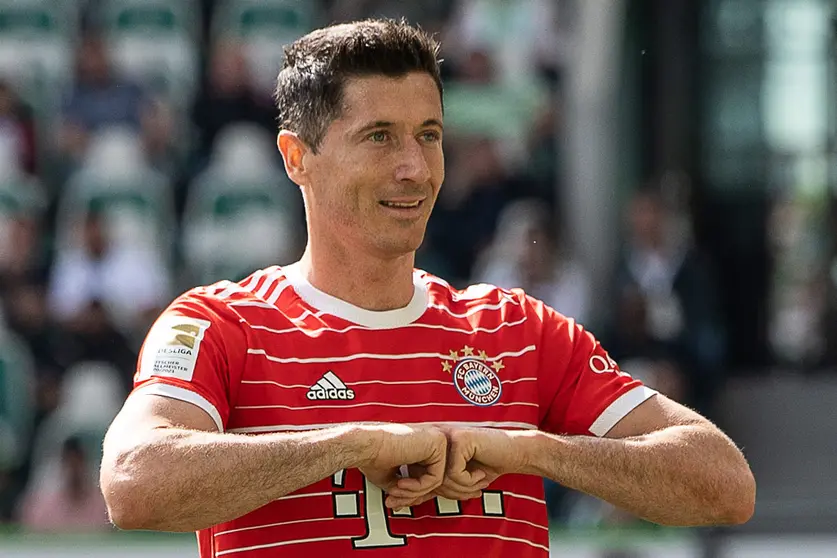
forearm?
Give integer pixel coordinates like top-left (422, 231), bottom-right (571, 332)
top-left (515, 426), bottom-right (755, 526)
top-left (102, 425), bottom-right (370, 532)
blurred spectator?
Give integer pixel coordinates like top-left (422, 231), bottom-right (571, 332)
top-left (0, 326), bottom-right (37, 523)
top-left (605, 187), bottom-right (726, 414)
top-left (16, 436), bottom-right (109, 532)
top-left (0, 81), bottom-right (37, 174)
top-left (141, 96), bottom-right (184, 179)
top-left (444, 0), bottom-right (561, 86)
top-left (57, 33), bottom-right (148, 164)
top-left (47, 208), bottom-right (168, 362)
top-left (0, 213), bottom-right (57, 372)
top-left (473, 198), bottom-right (591, 323)
top-left (426, 137), bottom-right (511, 284)
top-left (190, 38), bottom-right (276, 167)
top-left (441, 44), bottom-right (548, 168)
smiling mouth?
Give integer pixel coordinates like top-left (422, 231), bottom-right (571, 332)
top-left (379, 200), bottom-right (424, 209)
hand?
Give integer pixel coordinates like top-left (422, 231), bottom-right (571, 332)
top-left (388, 426), bottom-right (530, 508)
top-left (355, 424), bottom-right (447, 509)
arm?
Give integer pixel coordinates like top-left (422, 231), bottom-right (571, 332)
top-left (517, 393), bottom-right (755, 526)
top-left (100, 394), bottom-right (370, 532)
top-left (101, 395), bottom-right (446, 532)
top-left (419, 393), bottom-right (755, 526)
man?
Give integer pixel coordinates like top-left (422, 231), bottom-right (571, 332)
top-left (99, 19), bottom-right (755, 557)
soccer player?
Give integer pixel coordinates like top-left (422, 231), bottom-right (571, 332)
top-left (99, 19), bottom-right (755, 557)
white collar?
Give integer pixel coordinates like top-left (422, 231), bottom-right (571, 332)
top-left (282, 263), bottom-right (429, 329)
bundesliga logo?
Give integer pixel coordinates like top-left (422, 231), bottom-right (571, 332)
top-left (442, 346), bottom-right (503, 407)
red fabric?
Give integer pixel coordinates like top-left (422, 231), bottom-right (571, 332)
top-left (132, 268), bottom-right (648, 557)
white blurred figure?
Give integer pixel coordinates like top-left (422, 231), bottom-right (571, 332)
top-left (47, 207), bottom-right (171, 333)
top-left (473, 198), bottom-right (591, 323)
top-left (50, 126), bottom-right (174, 334)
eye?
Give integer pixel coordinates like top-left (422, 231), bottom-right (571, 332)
top-left (367, 130), bottom-right (390, 143)
top-left (420, 130), bottom-right (442, 143)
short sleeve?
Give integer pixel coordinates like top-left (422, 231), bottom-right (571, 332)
top-left (531, 297), bottom-right (657, 436)
top-left (130, 288), bottom-right (246, 432)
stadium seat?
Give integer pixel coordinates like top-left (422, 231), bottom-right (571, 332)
top-left (97, 0), bottom-right (200, 107)
top-left (54, 126), bottom-right (177, 258)
top-left (0, 331), bottom-right (36, 472)
top-left (212, 0), bottom-right (320, 95)
top-left (182, 124), bottom-right (301, 284)
top-left (0, 0), bottom-right (77, 110)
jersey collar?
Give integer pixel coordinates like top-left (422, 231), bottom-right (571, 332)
top-left (282, 263), bottom-right (429, 329)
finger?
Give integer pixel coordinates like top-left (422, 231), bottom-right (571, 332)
top-left (445, 436), bottom-right (473, 481)
top-left (394, 476), bottom-right (427, 492)
top-left (411, 448), bottom-right (446, 493)
top-left (446, 466), bottom-right (486, 487)
top-left (386, 484), bottom-right (429, 499)
top-left (386, 492), bottom-right (435, 509)
top-left (440, 475), bottom-right (491, 495)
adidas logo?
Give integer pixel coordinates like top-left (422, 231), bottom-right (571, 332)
top-left (306, 371), bottom-right (356, 401)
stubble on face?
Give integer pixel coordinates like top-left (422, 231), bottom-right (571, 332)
top-left (302, 72), bottom-right (445, 260)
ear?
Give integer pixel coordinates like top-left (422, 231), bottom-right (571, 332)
top-left (277, 130), bottom-right (310, 187)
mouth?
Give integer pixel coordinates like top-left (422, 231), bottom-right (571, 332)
top-left (379, 199), bottom-right (425, 210)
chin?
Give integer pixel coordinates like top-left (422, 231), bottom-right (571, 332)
top-left (374, 233), bottom-right (425, 257)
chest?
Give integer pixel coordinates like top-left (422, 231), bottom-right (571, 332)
top-left (226, 323), bottom-right (542, 432)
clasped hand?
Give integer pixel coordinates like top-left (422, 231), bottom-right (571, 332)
top-left (356, 424), bottom-right (528, 510)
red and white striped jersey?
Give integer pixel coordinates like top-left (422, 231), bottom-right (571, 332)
top-left (132, 264), bottom-right (655, 557)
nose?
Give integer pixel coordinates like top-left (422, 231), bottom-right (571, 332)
top-left (394, 137), bottom-right (432, 184)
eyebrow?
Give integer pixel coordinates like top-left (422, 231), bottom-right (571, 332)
top-left (354, 118), bottom-right (444, 135)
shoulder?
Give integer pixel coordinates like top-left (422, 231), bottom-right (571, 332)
top-left (158, 266), bottom-right (287, 327)
top-left (420, 270), bottom-right (570, 324)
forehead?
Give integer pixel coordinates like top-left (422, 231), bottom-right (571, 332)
top-left (337, 72), bottom-right (442, 127)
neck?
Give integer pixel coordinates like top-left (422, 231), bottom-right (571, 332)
top-left (296, 243), bottom-right (417, 312)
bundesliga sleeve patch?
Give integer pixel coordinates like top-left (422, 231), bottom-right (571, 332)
top-left (137, 316), bottom-right (212, 382)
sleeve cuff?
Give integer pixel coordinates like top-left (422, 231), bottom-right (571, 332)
top-left (133, 383), bottom-right (225, 432)
top-left (588, 385), bottom-right (657, 437)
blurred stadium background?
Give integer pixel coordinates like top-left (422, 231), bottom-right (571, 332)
top-left (0, 0), bottom-right (836, 556)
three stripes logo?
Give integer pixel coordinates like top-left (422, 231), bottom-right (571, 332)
top-left (306, 371), bottom-right (356, 401)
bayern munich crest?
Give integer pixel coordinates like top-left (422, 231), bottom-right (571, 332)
top-left (442, 346), bottom-right (503, 406)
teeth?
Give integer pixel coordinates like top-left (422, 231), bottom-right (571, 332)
top-left (381, 201), bottom-right (421, 208)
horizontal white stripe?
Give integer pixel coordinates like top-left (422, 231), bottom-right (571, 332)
top-left (427, 298), bottom-right (516, 318)
top-left (228, 300), bottom-right (280, 308)
top-left (235, 401), bottom-right (538, 411)
top-left (589, 386), bottom-right (658, 437)
top-left (289, 308), bottom-right (322, 322)
top-left (133, 383), bottom-right (224, 432)
top-left (503, 491), bottom-right (547, 505)
top-left (246, 345), bottom-right (537, 365)
top-left (240, 377), bottom-right (537, 390)
top-left (215, 516), bottom-right (333, 537)
top-left (216, 535), bottom-right (351, 556)
top-left (408, 532), bottom-right (548, 553)
top-left (227, 420), bottom-right (538, 433)
top-left (240, 316), bottom-right (528, 337)
top-left (275, 491), bottom-right (335, 502)
top-left (396, 513), bottom-right (548, 532)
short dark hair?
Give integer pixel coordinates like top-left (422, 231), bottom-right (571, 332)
top-left (274, 19), bottom-right (443, 153)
